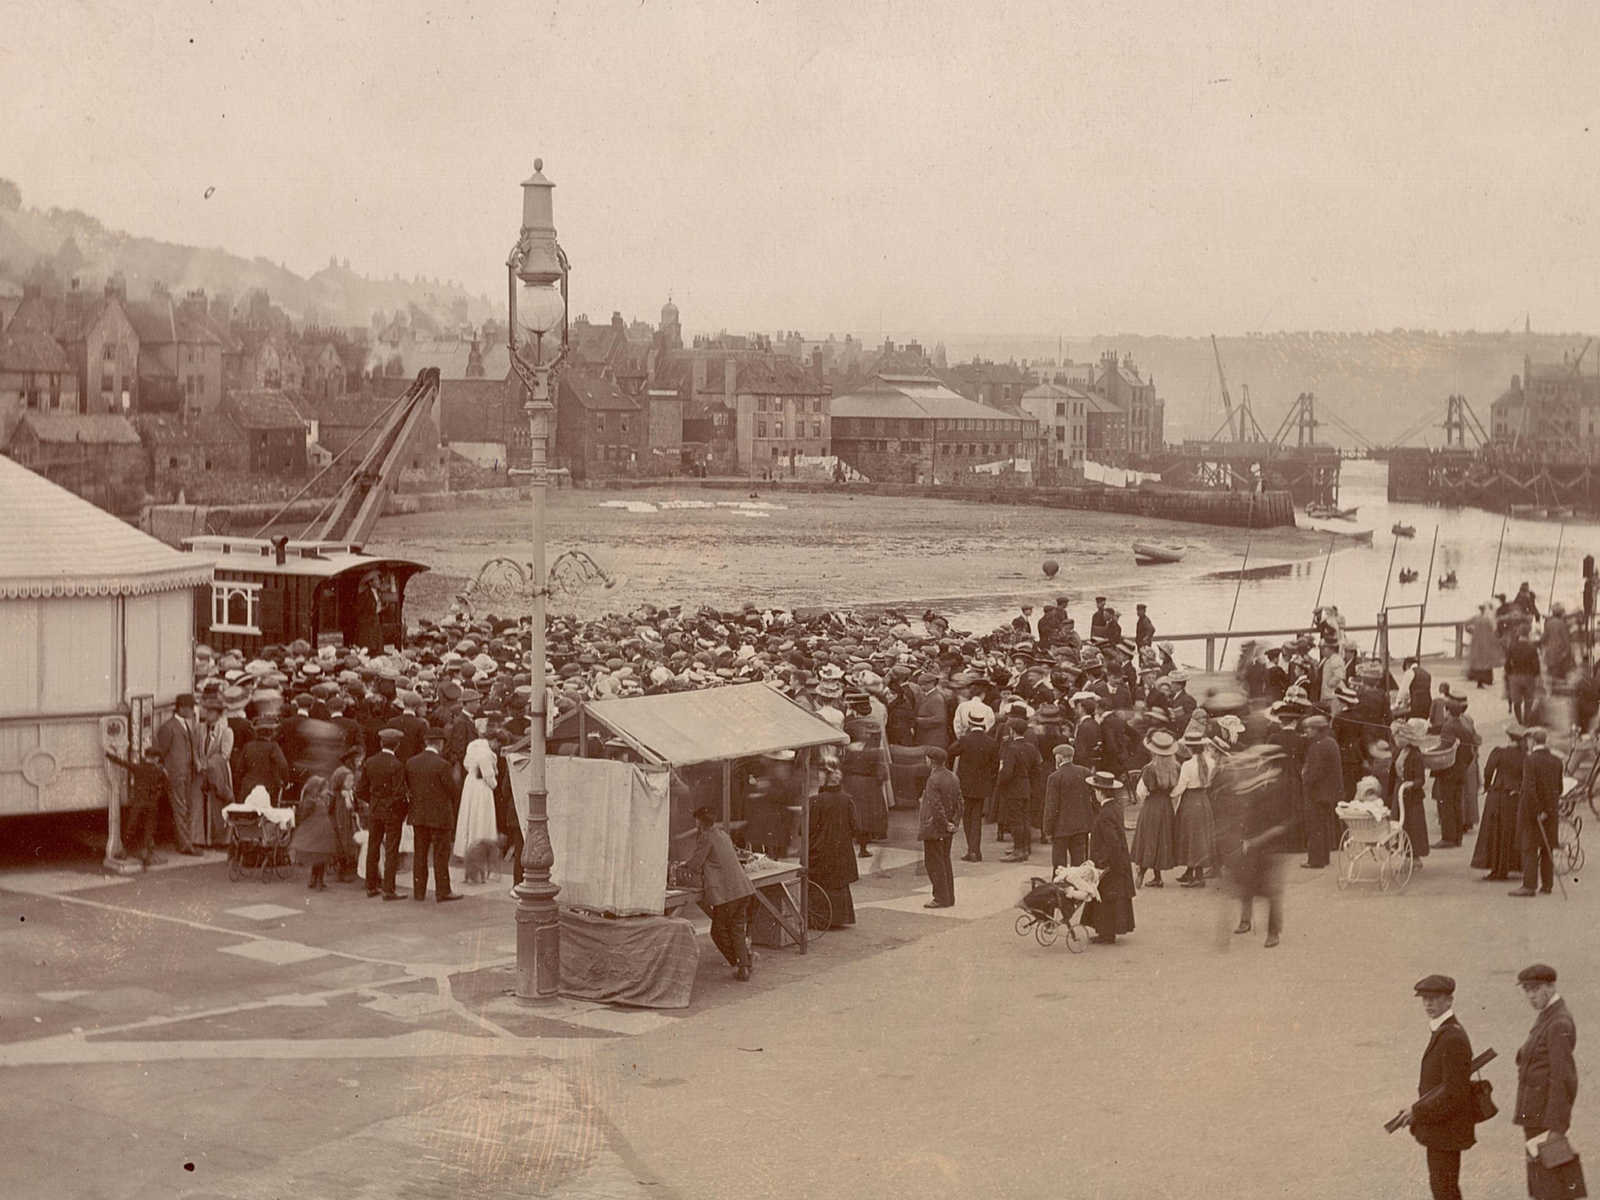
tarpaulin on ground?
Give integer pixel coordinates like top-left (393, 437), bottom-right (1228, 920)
top-left (583, 683), bottom-right (847, 766)
top-left (505, 754), bottom-right (671, 915)
top-left (558, 909), bottom-right (699, 1008)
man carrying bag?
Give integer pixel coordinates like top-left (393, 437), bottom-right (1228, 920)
top-left (1516, 963), bottom-right (1584, 1200)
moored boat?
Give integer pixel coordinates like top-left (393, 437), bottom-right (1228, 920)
top-left (1132, 541), bottom-right (1186, 565)
top-left (1509, 503), bottom-right (1547, 518)
top-left (1391, 523), bottom-right (1415, 538)
top-left (1306, 503), bottom-right (1359, 521)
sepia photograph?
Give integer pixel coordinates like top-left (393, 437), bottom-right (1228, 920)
top-left (1, 2), bottom-right (1598, 1197)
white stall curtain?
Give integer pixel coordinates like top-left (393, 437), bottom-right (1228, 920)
top-left (505, 754), bottom-right (671, 916)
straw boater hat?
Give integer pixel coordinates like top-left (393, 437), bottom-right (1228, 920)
top-left (1181, 713), bottom-right (1209, 745)
top-left (1143, 729), bottom-right (1179, 757)
top-left (1087, 771), bottom-right (1124, 791)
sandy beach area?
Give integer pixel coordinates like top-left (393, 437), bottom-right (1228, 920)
top-left (366, 486), bottom-right (1334, 626)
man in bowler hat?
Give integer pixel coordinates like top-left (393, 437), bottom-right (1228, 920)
top-left (1397, 974), bottom-right (1475, 1200)
top-left (1514, 964), bottom-right (1579, 1189)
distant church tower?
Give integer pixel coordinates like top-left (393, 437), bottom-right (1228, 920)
top-left (660, 295), bottom-right (682, 351)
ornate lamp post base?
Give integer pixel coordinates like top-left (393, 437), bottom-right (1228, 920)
top-left (513, 788), bottom-right (561, 1003)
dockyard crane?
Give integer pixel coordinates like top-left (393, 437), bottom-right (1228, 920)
top-left (254, 368), bottom-right (444, 547)
top-left (1211, 334), bottom-right (1238, 442)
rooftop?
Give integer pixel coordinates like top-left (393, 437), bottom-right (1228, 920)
top-left (225, 390), bottom-right (311, 431)
top-left (13, 413), bottom-right (142, 446)
top-left (559, 372), bottom-right (640, 413)
top-left (830, 375), bottom-right (1032, 424)
top-left (0, 454), bottom-right (213, 599)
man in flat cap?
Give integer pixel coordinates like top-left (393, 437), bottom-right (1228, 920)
top-left (1397, 974), bottom-right (1475, 1200)
top-left (1514, 964), bottom-right (1579, 1186)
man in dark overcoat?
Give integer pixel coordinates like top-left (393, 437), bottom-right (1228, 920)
top-left (997, 718), bottom-right (1043, 863)
top-left (1514, 963), bottom-right (1579, 1196)
top-left (1042, 743), bottom-right (1094, 869)
top-left (1397, 974), bottom-right (1475, 1200)
top-left (154, 694), bottom-right (203, 855)
top-left (1301, 714), bottom-right (1342, 869)
top-left (1511, 729), bottom-right (1563, 897)
top-left (405, 728), bottom-right (461, 903)
top-left (357, 728), bottom-right (409, 899)
top-left (949, 720), bottom-right (997, 861)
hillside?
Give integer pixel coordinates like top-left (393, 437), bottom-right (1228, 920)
top-left (0, 184), bottom-right (493, 331)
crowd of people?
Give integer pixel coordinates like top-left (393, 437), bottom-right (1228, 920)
top-left (103, 565), bottom-right (1594, 944)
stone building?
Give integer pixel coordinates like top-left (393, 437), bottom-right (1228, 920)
top-left (5, 413), bottom-right (147, 515)
top-left (830, 374), bottom-right (1032, 484)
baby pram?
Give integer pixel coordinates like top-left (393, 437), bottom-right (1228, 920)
top-left (1014, 863), bottom-right (1103, 954)
top-left (222, 787), bottom-right (297, 882)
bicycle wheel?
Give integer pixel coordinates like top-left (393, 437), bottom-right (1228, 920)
top-left (805, 880), bottom-right (831, 944)
top-left (1558, 818), bottom-right (1585, 874)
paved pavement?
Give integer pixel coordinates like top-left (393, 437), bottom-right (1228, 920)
top-left (2, 655), bottom-right (1594, 1198)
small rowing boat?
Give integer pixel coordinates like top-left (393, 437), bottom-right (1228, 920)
top-left (1391, 523), bottom-right (1415, 538)
top-left (1306, 503), bottom-right (1359, 521)
top-left (1509, 503), bottom-right (1547, 519)
top-left (1132, 541), bottom-right (1186, 565)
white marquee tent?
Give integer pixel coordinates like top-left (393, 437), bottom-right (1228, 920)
top-left (0, 456), bottom-right (211, 816)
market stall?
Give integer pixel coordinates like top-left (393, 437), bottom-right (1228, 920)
top-left (0, 455), bottom-right (211, 821)
top-left (579, 683), bottom-right (849, 954)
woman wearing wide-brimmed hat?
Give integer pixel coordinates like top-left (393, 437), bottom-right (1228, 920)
top-left (1082, 772), bottom-right (1135, 944)
top-left (1472, 721), bottom-right (1527, 881)
top-left (1132, 729), bottom-right (1180, 888)
top-left (1172, 714), bottom-right (1218, 886)
top-left (1389, 718), bottom-right (1431, 867)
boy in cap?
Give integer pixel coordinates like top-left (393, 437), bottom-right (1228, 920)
top-left (1396, 974), bottom-right (1475, 1200)
top-left (918, 747), bottom-right (962, 908)
top-left (1514, 963), bottom-right (1579, 1179)
top-left (105, 744), bottom-right (167, 867)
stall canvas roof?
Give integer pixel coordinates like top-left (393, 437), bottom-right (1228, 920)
top-left (0, 455), bottom-right (215, 599)
top-left (583, 683), bottom-right (848, 766)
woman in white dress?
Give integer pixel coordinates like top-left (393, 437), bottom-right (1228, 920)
top-left (454, 721), bottom-right (500, 851)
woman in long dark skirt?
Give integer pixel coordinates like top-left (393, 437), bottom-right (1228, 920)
top-left (807, 757), bottom-right (859, 927)
top-left (1388, 720), bottom-right (1431, 868)
top-left (841, 718), bottom-right (889, 857)
top-left (1083, 772), bottom-right (1136, 944)
top-left (1472, 724), bottom-right (1526, 881)
top-left (1131, 731), bottom-right (1179, 888)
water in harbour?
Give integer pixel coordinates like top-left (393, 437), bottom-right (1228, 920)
top-left (936, 459), bottom-right (1598, 667)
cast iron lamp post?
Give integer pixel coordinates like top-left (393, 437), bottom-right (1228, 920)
top-left (506, 159), bottom-right (569, 1004)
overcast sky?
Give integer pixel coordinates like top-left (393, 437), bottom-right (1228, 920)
top-left (3, 0), bottom-right (1597, 339)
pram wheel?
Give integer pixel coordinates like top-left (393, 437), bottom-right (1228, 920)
top-left (1034, 918), bottom-right (1059, 947)
top-left (228, 855), bottom-right (243, 882)
top-left (275, 850), bottom-right (293, 880)
top-left (1015, 912), bottom-right (1035, 938)
top-left (1335, 830), bottom-right (1354, 891)
top-left (1065, 921), bottom-right (1087, 954)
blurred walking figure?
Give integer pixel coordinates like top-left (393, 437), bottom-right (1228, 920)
top-left (1395, 974), bottom-right (1475, 1200)
top-left (1224, 746), bottom-right (1289, 948)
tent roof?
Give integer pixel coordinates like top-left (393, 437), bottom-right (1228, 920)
top-left (0, 455), bottom-right (215, 599)
top-left (583, 683), bottom-right (847, 766)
